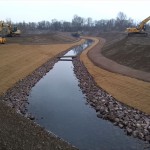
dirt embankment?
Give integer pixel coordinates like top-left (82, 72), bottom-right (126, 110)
top-left (102, 35), bottom-right (150, 73)
top-left (87, 36), bottom-right (150, 82)
top-left (0, 33), bottom-right (82, 150)
top-left (81, 36), bottom-right (150, 114)
top-left (0, 36), bottom-right (84, 95)
top-left (7, 32), bottom-right (78, 45)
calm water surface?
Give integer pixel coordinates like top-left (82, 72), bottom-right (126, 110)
top-left (28, 43), bottom-right (150, 150)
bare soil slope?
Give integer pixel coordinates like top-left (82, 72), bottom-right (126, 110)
top-left (7, 32), bottom-right (77, 45)
top-left (102, 35), bottom-right (150, 73)
top-left (81, 36), bottom-right (150, 114)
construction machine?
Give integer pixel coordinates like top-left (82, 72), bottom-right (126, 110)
top-left (0, 21), bottom-right (21, 44)
top-left (126, 16), bottom-right (150, 36)
top-left (2, 22), bottom-right (21, 37)
top-left (0, 21), bottom-right (6, 44)
top-left (0, 37), bottom-right (6, 44)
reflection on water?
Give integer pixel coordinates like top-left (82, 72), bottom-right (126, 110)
top-left (27, 41), bottom-right (150, 150)
top-left (65, 40), bottom-right (92, 56)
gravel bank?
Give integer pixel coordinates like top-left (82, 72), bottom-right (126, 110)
top-left (0, 100), bottom-right (78, 150)
top-left (0, 50), bottom-right (67, 117)
top-left (73, 56), bottom-right (150, 143)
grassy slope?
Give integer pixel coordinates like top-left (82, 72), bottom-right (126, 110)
top-left (80, 37), bottom-right (150, 114)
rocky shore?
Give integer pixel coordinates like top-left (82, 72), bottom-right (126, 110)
top-left (73, 56), bottom-right (150, 143)
top-left (0, 49), bottom-right (79, 149)
top-left (0, 49), bottom-right (70, 118)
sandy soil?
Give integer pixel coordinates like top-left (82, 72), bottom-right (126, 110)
top-left (81, 36), bottom-right (150, 114)
top-left (0, 35), bottom-right (84, 95)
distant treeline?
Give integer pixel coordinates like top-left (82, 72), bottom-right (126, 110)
top-left (9, 12), bottom-right (150, 33)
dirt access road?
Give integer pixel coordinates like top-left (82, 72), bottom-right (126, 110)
top-left (81, 34), bottom-right (150, 114)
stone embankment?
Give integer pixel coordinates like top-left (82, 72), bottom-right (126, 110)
top-left (0, 47), bottom-right (80, 149)
top-left (1, 39), bottom-right (150, 145)
top-left (73, 57), bottom-right (150, 143)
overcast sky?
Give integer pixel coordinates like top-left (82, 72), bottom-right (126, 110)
top-left (0, 0), bottom-right (150, 23)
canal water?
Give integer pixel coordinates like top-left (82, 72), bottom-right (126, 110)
top-left (27, 41), bottom-right (149, 150)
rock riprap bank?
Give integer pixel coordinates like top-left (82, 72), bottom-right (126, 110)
top-left (0, 38), bottom-right (150, 147)
top-left (0, 50), bottom-right (68, 119)
top-left (73, 56), bottom-right (150, 143)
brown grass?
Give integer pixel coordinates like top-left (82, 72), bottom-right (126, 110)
top-left (0, 39), bottom-right (85, 95)
top-left (80, 37), bottom-right (150, 114)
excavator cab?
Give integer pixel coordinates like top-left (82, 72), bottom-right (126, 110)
top-left (143, 25), bottom-right (146, 31)
top-left (13, 26), bottom-right (18, 32)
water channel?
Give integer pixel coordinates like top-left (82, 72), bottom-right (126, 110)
top-left (27, 41), bottom-right (149, 150)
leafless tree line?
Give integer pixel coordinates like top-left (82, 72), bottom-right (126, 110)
top-left (11, 12), bottom-right (150, 33)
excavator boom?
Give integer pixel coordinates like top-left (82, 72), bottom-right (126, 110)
top-left (137, 16), bottom-right (150, 30)
top-left (0, 21), bottom-right (21, 43)
top-left (126, 16), bottom-right (150, 36)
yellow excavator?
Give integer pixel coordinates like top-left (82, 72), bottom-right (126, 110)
top-left (0, 36), bottom-right (6, 44)
top-left (0, 21), bottom-right (6, 44)
top-left (0, 21), bottom-right (21, 44)
top-left (2, 22), bottom-right (21, 37)
top-left (126, 16), bottom-right (150, 36)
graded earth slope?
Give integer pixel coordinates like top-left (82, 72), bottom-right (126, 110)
top-left (81, 35), bottom-right (150, 114)
top-left (102, 35), bottom-right (150, 73)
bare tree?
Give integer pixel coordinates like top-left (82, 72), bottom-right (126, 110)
top-left (116, 12), bottom-right (127, 31)
top-left (12, 11), bottom-right (137, 33)
top-left (72, 15), bottom-right (84, 31)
